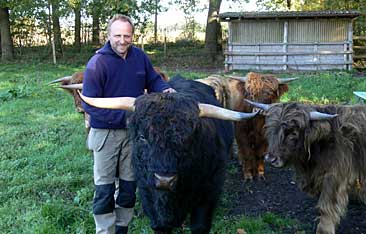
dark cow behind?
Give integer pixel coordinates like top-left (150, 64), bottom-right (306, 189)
top-left (247, 100), bottom-right (366, 234)
top-left (80, 75), bottom-right (257, 234)
top-left (198, 72), bottom-right (293, 180)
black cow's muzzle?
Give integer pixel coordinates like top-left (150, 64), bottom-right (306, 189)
top-left (154, 173), bottom-right (178, 191)
top-left (264, 153), bottom-right (284, 168)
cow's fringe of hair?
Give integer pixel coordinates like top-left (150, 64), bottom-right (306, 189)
top-left (245, 72), bottom-right (279, 98)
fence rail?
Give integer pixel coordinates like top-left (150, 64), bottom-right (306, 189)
top-left (225, 41), bottom-right (352, 71)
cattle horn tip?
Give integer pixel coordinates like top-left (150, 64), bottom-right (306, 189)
top-left (225, 75), bottom-right (248, 82)
top-left (78, 91), bottom-right (136, 112)
top-left (48, 76), bottom-right (73, 84)
top-left (244, 99), bottom-right (271, 111)
top-left (309, 111), bottom-right (338, 120)
top-left (278, 77), bottom-right (299, 84)
top-left (59, 84), bottom-right (83, 90)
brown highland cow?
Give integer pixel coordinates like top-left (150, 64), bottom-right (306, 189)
top-left (197, 72), bottom-right (295, 180)
top-left (247, 100), bottom-right (366, 234)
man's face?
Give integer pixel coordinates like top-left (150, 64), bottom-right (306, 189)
top-left (108, 20), bottom-right (133, 58)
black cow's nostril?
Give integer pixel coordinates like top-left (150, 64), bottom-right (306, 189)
top-left (264, 153), bottom-right (271, 162)
top-left (154, 173), bottom-right (178, 191)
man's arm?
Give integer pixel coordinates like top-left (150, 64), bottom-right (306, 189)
top-left (143, 54), bottom-right (175, 93)
top-left (82, 59), bottom-right (126, 125)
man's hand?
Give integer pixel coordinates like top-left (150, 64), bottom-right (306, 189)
top-left (163, 88), bottom-right (177, 93)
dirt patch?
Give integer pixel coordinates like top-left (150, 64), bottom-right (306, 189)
top-left (224, 160), bottom-right (366, 234)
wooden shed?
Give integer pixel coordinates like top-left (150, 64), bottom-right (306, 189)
top-left (219, 11), bottom-right (360, 71)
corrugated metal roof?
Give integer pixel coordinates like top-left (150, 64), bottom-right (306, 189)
top-left (219, 11), bottom-right (360, 21)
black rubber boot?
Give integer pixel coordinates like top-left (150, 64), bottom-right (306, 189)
top-left (115, 226), bottom-right (128, 234)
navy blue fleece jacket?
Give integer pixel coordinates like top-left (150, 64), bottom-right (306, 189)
top-left (82, 42), bottom-right (170, 129)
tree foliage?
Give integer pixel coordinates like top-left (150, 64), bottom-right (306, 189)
top-left (256, 0), bottom-right (366, 35)
top-left (1, 0), bottom-right (258, 61)
top-left (297, 0), bottom-right (366, 35)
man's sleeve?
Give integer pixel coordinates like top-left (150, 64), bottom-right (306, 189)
top-left (144, 55), bottom-right (170, 93)
top-left (81, 58), bottom-right (124, 124)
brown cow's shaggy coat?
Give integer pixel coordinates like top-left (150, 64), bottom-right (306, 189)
top-left (264, 102), bottom-right (366, 234)
top-left (197, 72), bottom-right (289, 180)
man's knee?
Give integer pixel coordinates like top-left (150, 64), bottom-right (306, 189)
top-left (116, 179), bottom-right (137, 208)
top-left (93, 183), bottom-right (115, 214)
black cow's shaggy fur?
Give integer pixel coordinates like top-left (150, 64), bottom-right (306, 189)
top-left (128, 75), bottom-right (234, 234)
top-left (264, 102), bottom-right (366, 234)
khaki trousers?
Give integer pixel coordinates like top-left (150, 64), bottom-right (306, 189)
top-left (87, 128), bottom-right (136, 234)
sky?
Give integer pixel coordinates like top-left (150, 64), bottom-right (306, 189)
top-left (156, 0), bottom-right (258, 27)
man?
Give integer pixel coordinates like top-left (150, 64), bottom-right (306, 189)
top-left (82, 14), bottom-right (175, 234)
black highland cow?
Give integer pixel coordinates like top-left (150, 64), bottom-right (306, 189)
top-left (80, 76), bottom-right (257, 234)
top-left (247, 100), bottom-right (366, 234)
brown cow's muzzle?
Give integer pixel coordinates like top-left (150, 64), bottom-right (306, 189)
top-left (154, 173), bottom-right (178, 191)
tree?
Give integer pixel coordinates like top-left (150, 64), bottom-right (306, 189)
top-left (90, 0), bottom-right (101, 45)
top-left (101, 0), bottom-right (162, 43)
top-left (295, 0), bottom-right (366, 35)
top-left (173, 0), bottom-right (202, 41)
top-left (256, 0), bottom-right (297, 10)
top-left (50, 0), bottom-right (63, 55)
top-left (69, 0), bottom-right (84, 51)
top-left (0, 6), bottom-right (14, 60)
top-left (205, 0), bottom-right (222, 61)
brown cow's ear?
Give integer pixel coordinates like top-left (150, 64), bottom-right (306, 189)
top-left (278, 84), bottom-right (289, 96)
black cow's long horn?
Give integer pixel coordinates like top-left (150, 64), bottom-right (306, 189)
top-left (244, 99), bottom-right (271, 111)
top-left (48, 76), bottom-right (72, 84)
top-left (59, 84), bottom-right (83, 90)
top-left (78, 91), bottom-right (135, 111)
top-left (277, 77), bottom-right (299, 84)
top-left (198, 103), bottom-right (258, 121)
top-left (309, 111), bottom-right (338, 120)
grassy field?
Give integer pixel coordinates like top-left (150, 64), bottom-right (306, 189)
top-left (1, 57), bottom-right (366, 234)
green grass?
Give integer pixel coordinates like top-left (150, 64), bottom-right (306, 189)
top-left (279, 71), bottom-right (366, 104)
top-left (1, 60), bottom-right (366, 233)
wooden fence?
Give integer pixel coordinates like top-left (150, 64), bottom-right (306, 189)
top-left (225, 41), bottom-right (353, 71)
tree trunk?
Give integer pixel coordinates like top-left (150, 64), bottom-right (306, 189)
top-left (0, 7), bottom-right (14, 60)
top-left (47, 3), bottom-right (52, 51)
top-left (74, 7), bottom-right (81, 51)
top-left (287, 0), bottom-right (292, 10)
top-left (204, 0), bottom-right (222, 61)
top-left (92, 7), bottom-right (100, 46)
top-left (154, 0), bottom-right (158, 44)
top-left (51, 1), bottom-right (63, 56)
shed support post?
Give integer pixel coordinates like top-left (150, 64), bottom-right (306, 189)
top-left (347, 21), bottom-right (354, 71)
top-left (283, 21), bottom-right (288, 71)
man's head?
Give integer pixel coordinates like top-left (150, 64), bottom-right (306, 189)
top-left (107, 14), bottom-right (134, 58)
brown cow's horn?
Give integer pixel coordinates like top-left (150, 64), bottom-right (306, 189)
top-left (244, 99), bottom-right (271, 111)
top-left (278, 77), bottom-right (299, 84)
top-left (48, 76), bottom-right (72, 84)
top-left (60, 84), bottom-right (83, 90)
top-left (309, 111), bottom-right (338, 120)
top-left (225, 75), bottom-right (248, 82)
top-left (78, 91), bottom-right (135, 111)
top-left (198, 103), bottom-right (258, 121)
